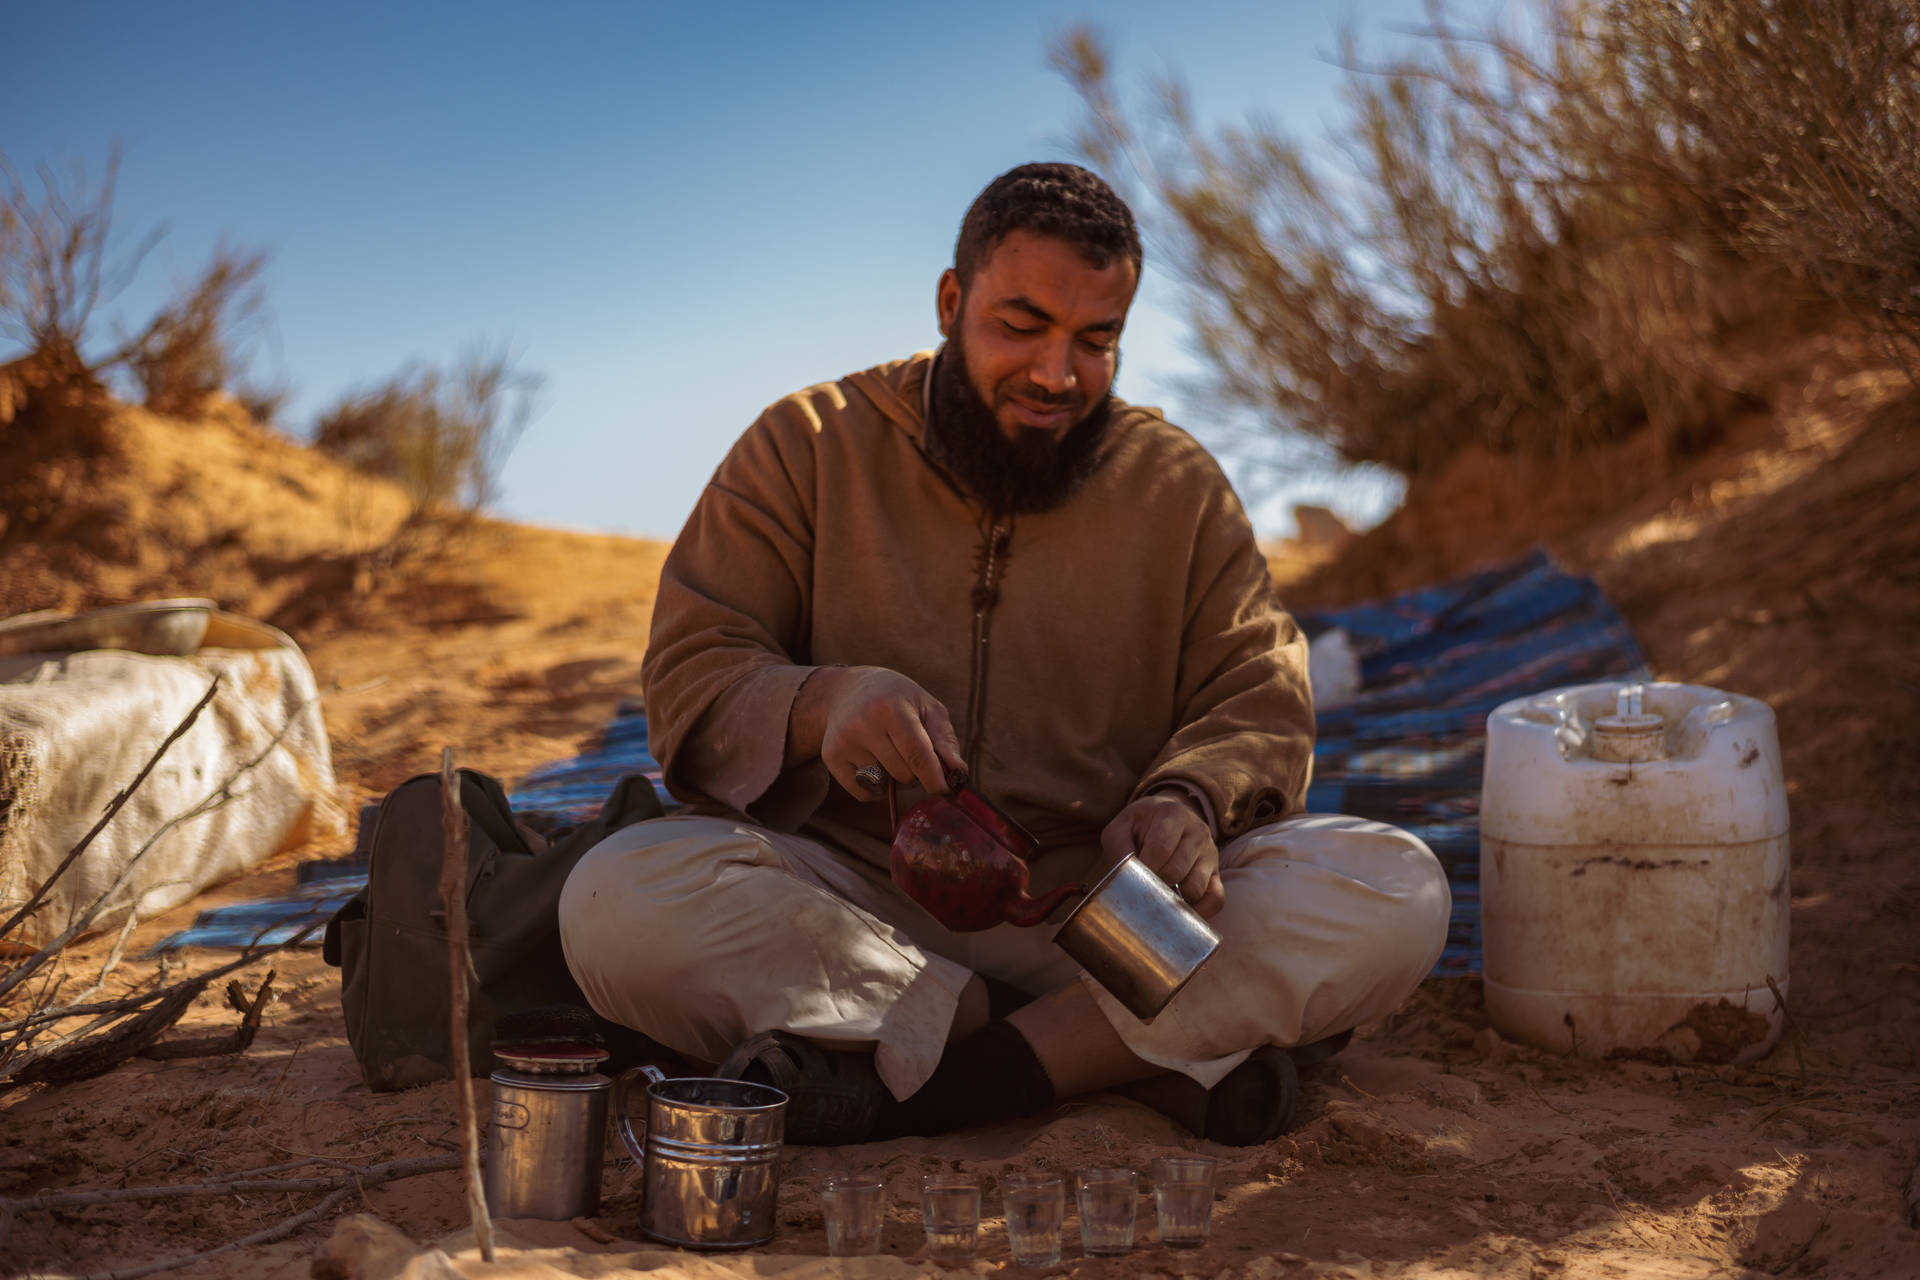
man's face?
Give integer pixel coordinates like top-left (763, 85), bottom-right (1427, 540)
top-left (936, 229), bottom-right (1137, 444)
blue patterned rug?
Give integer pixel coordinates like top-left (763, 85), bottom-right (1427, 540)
top-left (157, 548), bottom-right (1645, 972)
top-left (1301, 549), bottom-right (1648, 972)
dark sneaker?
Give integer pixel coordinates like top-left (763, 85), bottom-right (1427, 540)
top-left (1118, 1032), bottom-right (1348, 1147)
top-left (715, 1030), bottom-right (892, 1146)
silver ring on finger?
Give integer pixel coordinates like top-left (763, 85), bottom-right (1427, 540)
top-left (854, 763), bottom-right (888, 794)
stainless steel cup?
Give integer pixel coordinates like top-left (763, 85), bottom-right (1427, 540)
top-left (614, 1067), bottom-right (788, 1250)
top-left (1054, 854), bottom-right (1222, 1021)
top-left (485, 1066), bottom-right (611, 1219)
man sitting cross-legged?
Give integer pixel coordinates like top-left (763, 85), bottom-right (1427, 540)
top-left (559, 162), bottom-right (1449, 1145)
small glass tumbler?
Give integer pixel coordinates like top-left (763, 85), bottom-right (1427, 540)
top-left (822, 1174), bottom-right (886, 1257)
top-left (1076, 1167), bottom-right (1139, 1257)
top-left (1002, 1172), bottom-right (1066, 1267)
top-left (1150, 1155), bottom-right (1218, 1248)
top-left (921, 1173), bottom-right (982, 1263)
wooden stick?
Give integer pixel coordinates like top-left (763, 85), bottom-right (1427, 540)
top-left (10, 1152), bottom-right (459, 1212)
top-left (1, 917), bottom-right (319, 1035)
top-left (1765, 974), bottom-right (1808, 1086)
top-left (9, 1153), bottom-right (460, 1280)
top-left (0, 919), bottom-right (322, 1086)
top-left (440, 748), bottom-right (494, 1263)
top-left (137, 970), bottom-right (275, 1060)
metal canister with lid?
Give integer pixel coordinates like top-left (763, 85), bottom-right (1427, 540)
top-left (485, 1041), bottom-right (612, 1219)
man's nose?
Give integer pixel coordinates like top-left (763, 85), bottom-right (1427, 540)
top-left (1027, 338), bottom-right (1077, 396)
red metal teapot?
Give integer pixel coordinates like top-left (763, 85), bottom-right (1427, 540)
top-left (882, 770), bottom-right (1083, 932)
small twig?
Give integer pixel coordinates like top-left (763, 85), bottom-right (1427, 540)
top-left (71, 902), bottom-right (144, 1008)
top-left (1766, 975), bottom-right (1809, 1087)
top-left (0, 922), bottom-right (311, 1035)
top-left (441, 748), bottom-right (493, 1263)
top-left (1905, 1151), bottom-right (1919, 1229)
top-left (4, 982), bottom-right (202, 1086)
top-left (259, 1039), bottom-right (305, 1115)
top-left (0, 964), bottom-right (69, 1067)
top-left (11, 1151), bottom-right (459, 1212)
top-left (1340, 1074), bottom-right (1379, 1102)
top-left (16, 1153), bottom-right (459, 1280)
top-left (137, 970), bottom-right (275, 1061)
top-left (1597, 1176), bottom-right (1658, 1249)
top-left (0, 920), bottom-right (319, 1087)
top-left (1528, 1081), bottom-right (1572, 1116)
top-left (1749, 1091), bottom-right (1839, 1132)
top-left (7, 1005), bottom-right (134, 1071)
top-left (0, 679), bottom-right (219, 949)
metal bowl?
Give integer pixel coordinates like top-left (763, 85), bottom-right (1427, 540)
top-left (1053, 854), bottom-right (1221, 1022)
top-left (0, 599), bottom-right (213, 659)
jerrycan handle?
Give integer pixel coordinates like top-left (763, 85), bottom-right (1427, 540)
top-left (612, 1064), bottom-right (667, 1165)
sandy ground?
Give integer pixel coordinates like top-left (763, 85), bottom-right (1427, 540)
top-left (0, 341), bottom-right (1916, 1279)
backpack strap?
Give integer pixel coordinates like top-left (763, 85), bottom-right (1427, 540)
top-left (594, 773), bottom-right (667, 834)
top-left (458, 768), bottom-right (527, 854)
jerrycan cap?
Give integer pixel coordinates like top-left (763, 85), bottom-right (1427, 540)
top-left (1591, 685), bottom-right (1666, 763)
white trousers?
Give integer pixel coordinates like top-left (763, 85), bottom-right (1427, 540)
top-left (558, 813), bottom-right (1450, 1100)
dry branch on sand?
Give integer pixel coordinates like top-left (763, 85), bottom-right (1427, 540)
top-left (0, 1153), bottom-right (461, 1280)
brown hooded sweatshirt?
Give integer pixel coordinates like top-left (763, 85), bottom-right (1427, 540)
top-left (639, 350), bottom-right (1314, 883)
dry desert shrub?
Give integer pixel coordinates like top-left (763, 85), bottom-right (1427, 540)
top-left (0, 150), bottom-right (158, 383)
top-left (232, 377), bottom-right (293, 428)
top-left (1607, 0), bottom-right (1920, 366)
top-left (0, 148), bottom-right (272, 417)
top-left (311, 345), bottom-right (542, 539)
top-left (1055, 0), bottom-right (1920, 478)
top-left (125, 243), bottom-right (269, 418)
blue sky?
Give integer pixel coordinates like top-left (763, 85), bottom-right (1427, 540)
top-left (3, 1), bottom-right (1428, 541)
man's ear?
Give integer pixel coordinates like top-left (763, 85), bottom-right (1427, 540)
top-left (936, 269), bottom-right (961, 338)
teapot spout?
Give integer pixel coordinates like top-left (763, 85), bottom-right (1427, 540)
top-left (1003, 881), bottom-right (1085, 928)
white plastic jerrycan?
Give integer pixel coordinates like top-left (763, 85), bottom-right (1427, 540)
top-left (1480, 680), bottom-right (1790, 1061)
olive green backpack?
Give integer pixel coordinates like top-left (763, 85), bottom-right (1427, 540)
top-left (322, 768), bottom-right (663, 1091)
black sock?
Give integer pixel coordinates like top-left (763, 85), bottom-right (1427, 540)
top-left (882, 1020), bottom-right (1056, 1137)
top-left (981, 975), bottom-right (1035, 1021)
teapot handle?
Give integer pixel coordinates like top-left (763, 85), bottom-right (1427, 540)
top-left (612, 1064), bottom-right (667, 1165)
top-left (879, 767), bottom-right (971, 833)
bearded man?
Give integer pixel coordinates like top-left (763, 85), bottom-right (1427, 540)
top-left (558, 163), bottom-right (1449, 1146)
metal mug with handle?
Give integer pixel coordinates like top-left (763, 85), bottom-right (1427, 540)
top-left (614, 1065), bottom-right (789, 1250)
top-left (1054, 854), bottom-right (1223, 1021)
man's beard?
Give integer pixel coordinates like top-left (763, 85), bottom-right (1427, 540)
top-left (923, 329), bottom-right (1115, 516)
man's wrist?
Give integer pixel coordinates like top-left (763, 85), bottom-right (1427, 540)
top-left (783, 665), bottom-right (847, 768)
top-left (1147, 783), bottom-right (1213, 831)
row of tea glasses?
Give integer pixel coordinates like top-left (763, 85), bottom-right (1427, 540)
top-left (822, 1156), bottom-right (1218, 1264)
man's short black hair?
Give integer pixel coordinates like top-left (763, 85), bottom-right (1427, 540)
top-left (954, 162), bottom-right (1142, 286)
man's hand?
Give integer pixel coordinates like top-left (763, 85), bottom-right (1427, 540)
top-left (789, 666), bottom-right (967, 799)
top-left (1101, 792), bottom-right (1225, 919)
